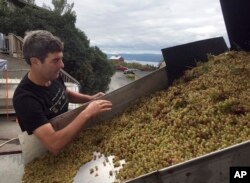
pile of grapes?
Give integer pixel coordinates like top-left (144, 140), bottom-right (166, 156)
top-left (23, 51), bottom-right (250, 183)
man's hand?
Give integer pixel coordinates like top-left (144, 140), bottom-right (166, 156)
top-left (84, 99), bottom-right (112, 117)
top-left (90, 92), bottom-right (105, 100)
top-left (66, 90), bottom-right (105, 103)
top-left (34, 100), bottom-right (112, 155)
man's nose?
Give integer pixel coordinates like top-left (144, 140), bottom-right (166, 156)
top-left (59, 59), bottom-right (64, 68)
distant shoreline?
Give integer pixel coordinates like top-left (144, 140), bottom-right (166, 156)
top-left (107, 53), bottom-right (163, 63)
top-left (125, 60), bottom-right (160, 67)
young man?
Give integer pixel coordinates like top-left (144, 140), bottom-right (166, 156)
top-left (13, 30), bottom-right (112, 155)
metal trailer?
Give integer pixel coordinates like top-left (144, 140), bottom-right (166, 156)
top-left (126, 141), bottom-right (250, 183)
top-left (16, 66), bottom-right (249, 183)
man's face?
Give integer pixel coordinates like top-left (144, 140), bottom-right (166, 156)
top-left (38, 52), bottom-right (64, 81)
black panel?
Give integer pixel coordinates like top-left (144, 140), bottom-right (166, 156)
top-left (161, 37), bottom-right (228, 85)
top-left (220, 0), bottom-right (250, 51)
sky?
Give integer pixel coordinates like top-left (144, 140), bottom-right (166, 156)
top-left (35, 0), bottom-right (229, 54)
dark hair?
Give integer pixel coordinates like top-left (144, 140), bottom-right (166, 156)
top-left (23, 30), bottom-right (64, 65)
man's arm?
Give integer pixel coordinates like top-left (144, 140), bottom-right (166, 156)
top-left (66, 89), bottom-right (105, 103)
top-left (33, 99), bottom-right (112, 155)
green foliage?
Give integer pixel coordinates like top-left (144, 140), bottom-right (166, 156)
top-left (52, 0), bottom-right (75, 15)
top-left (0, 1), bottom-right (115, 94)
top-left (126, 73), bottom-right (135, 80)
top-left (78, 46), bottom-right (115, 94)
top-left (123, 62), bottom-right (157, 71)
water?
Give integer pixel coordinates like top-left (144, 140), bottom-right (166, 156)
top-left (125, 60), bottom-right (160, 67)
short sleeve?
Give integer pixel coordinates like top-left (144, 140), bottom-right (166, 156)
top-left (14, 96), bottom-right (49, 135)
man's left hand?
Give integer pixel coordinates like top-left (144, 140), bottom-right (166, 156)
top-left (91, 92), bottom-right (105, 100)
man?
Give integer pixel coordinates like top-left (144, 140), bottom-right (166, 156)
top-left (13, 30), bottom-right (112, 155)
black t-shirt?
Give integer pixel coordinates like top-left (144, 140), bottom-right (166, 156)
top-left (13, 73), bottom-right (69, 135)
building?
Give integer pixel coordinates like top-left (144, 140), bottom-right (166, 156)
top-left (1, 0), bottom-right (50, 57)
top-left (0, 33), bottom-right (24, 58)
top-left (109, 55), bottom-right (125, 63)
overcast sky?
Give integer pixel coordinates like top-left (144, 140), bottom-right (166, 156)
top-left (35, 0), bottom-right (229, 54)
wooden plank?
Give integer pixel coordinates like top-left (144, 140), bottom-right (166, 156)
top-left (0, 139), bottom-right (21, 155)
top-left (0, 117), bottom-right (22, 155)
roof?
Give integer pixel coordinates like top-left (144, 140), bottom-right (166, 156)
top-left (109, 55), bottom-right (123, 60)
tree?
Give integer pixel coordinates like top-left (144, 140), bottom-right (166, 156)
top-left (25, 0), bottom-right (35, 4)
top-left (0, 2), bottom-right (115, 94)
top-left (52, 0), bottom-right (75, 15)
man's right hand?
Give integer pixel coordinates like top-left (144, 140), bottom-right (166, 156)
top-left (34, 99), bottom-right (112, 155)
top-left (84, 100), bottom-right (112, 117)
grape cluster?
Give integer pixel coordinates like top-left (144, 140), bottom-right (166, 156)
top-left (23, 51), bottom-right (250, 183)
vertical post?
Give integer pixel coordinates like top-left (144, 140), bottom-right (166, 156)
top-left (4, 69), bottom-right (9, 120)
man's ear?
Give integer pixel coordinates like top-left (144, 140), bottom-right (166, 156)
top-left (30, 57), bottom-right (40, 65)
